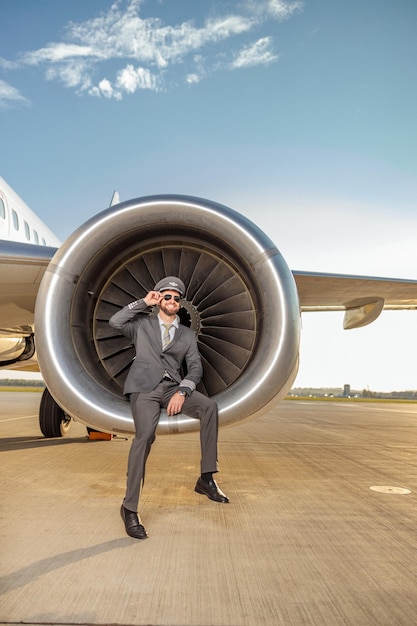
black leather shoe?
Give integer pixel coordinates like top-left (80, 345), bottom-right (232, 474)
top-left (120, 505), bottom-right (148, 539)
top-left (195, 477), bottom-right (229, 503)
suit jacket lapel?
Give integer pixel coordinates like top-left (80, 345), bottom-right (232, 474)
top-left (173, 324), bottom-right (183, 344)
top-left (150, 316), bottom-right (162, 348)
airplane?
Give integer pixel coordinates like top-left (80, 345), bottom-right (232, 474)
top-left (1, 175), bottom-right (417, 439)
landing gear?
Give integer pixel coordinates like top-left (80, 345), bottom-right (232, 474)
top-left (39, 387), bottom-right (72, 437)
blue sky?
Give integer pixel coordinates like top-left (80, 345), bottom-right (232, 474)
top-left (1, 0), bottom-right (417, 391)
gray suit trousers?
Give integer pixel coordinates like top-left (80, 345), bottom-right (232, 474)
top-left (123, 381), bottom-right (219, 512)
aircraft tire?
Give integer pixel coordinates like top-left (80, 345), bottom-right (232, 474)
top-left (39, 388), bottom-right (71, 438)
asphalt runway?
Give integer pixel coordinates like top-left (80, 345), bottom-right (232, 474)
top-left (1, 392), bottom-right (417, 626)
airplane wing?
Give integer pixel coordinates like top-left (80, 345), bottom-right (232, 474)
top-left (293, 270), bottom-right (417, 329)
top-left (0, 239), bottom-right (57, 330)
top-left (0, 240), bottom-right (57, 371)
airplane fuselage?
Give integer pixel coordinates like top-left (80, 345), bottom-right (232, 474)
top-left (0, 177), bottom-right (60, 247)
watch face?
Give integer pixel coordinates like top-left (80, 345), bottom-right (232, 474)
top-left (178, 391), bottom-right (186, 396)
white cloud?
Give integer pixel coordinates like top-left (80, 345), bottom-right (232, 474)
top-left (0, 57), bottom-right (19, 70)
top-left (0, 79), bottom-right (29, 108)
top-left (98, 78), bottom-right (114, 98)
top-left (243, 0), bottom-right (303, 21)
top-left (45, 59), bottom-right (93, 90)
top-left (186, 73), bottom-right (201, 85)
top-left (116, 64), bottom-right (161, 93)
top-left (231, 37), bottom-right (278, 68)
top-left (1, 0), bottom-right (303, 99)
top-left (22, 43), bottom-right (98, 65)
top-left (89, 64), bottom-right (161, 99)
top-left (265, 0), bottom-right (303, 20)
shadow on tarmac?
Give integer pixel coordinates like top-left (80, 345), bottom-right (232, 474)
top-left (0, 538), bottom-right (134, 596)
top-left (0, 435), bottom-right (91, 452)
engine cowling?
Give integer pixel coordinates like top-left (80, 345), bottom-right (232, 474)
top-left (34, 195), bottom-right (300, 434)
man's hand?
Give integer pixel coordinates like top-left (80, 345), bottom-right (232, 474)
top-left (167, 391), bottom-right (186, 416)
top-left (143, 290), bottom-right (163, 306)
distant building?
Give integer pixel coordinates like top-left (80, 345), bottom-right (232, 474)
top-left (343, 384), bottom-right (351, 397)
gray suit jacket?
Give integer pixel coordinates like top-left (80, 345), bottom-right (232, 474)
top-left (109, 299), bottom-right (203, 395)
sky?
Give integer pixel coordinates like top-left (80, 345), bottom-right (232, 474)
top-left (1, 0), bottom-right (417, 391)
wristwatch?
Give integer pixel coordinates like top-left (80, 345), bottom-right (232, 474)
top-left (178, 390), bottom-right (187, 397)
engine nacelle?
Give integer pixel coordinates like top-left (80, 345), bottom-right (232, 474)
top-left (34, 195), bottom-right (300, 434)
top-left (0, 335), bottom-right (35, 366)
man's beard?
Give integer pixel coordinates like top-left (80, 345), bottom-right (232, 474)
top-left (159, 301), bottom-right (180, 317)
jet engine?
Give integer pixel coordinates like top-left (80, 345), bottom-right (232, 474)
top-left (34, 195), bottom-right (300, 436)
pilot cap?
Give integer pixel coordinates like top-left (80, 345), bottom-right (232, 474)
top-left (154, 276), bottom-right (185, 296)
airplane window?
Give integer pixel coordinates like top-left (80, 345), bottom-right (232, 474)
top-left (12, 209), bottom-right (19, 230)
top-left (24, 220), bottom-right (30, 241)
top-left (0, 197), bottom-right (5, 220)
top-left (34, 229), bottom-right (39, 244)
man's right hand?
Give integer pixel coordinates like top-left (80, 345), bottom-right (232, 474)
top-left (143, 291), bottom-right (163, 306)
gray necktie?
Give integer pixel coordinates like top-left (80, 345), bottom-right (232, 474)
top-left (162, 323), bottom-right (173, 349)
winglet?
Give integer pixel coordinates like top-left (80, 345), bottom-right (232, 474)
top-left (109, 190), bottom-right (120, 207)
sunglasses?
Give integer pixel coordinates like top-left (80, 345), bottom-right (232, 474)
top-left (162, 294), bottom-right (181, 302)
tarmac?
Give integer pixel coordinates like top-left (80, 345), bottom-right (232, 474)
top-left (1, 391), bottom-right (417, 626)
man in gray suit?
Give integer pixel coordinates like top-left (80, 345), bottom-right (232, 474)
top-left (109, 276), bottom-right (229, 539)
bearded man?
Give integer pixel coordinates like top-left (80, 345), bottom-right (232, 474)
top-left (109, 276), bottom-right (229, 539)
